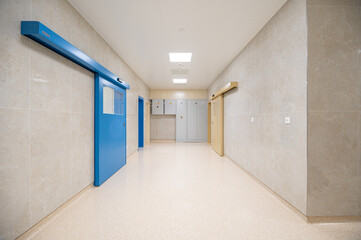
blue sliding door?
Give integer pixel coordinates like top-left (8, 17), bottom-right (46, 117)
top-left (95, 74), bottom-right (127, 186)
top-left (138, 96), bottom-right (144, 148)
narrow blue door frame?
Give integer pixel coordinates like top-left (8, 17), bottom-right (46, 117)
top-left (138, 96), bottom-right (144, 148)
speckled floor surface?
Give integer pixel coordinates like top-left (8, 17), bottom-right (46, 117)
top-left (19, 142), bottom-right (361, 240)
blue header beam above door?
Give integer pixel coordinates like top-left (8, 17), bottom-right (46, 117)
top-left (21, 21), bottom-right (130, 90)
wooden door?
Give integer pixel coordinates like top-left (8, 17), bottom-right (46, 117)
top-left (211, 95), bottom-right (223, 156)
top-left (208, 101), bottom-right (211, 143)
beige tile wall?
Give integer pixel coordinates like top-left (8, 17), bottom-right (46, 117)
top-left (307, 0), bottom-right (361, 216)
top-left (207, 0), bottom-right (308, 214)
top-left (0, 0), bottom-right (149, 239)
top-left (150, 89), bottom-right (207, 100)
top-left (359, 2), bottom-right (361, 217)
top-left (150, 115), bottom-right (176, 140)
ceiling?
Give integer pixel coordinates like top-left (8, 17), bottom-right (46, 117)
top-left (68, 0), bottom-right (287, 89)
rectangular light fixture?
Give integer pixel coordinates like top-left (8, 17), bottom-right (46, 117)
top-left (169, 53), bottom-right (192, 62)
top-left (173, 78), bottom-right (187, 84)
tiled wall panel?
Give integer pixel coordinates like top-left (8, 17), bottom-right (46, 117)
top-left (0, 0), bottom-right (149, 239)
top-left (150, 115), bottom-right (176, 140)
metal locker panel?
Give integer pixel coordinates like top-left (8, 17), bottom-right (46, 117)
top-left (152, 99), bottom-right (164, 115)
top-left (187, 100), bottom-right (197, 140)
top-left (165, 99), bottom-right (176, 115)
top-left (196, 100), bottom-right (207, 141)
top-left (176, 100), bottom-right (187, 141)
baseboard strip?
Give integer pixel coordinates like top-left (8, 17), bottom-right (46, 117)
top-left (17, 184), bottom-right (93, 239)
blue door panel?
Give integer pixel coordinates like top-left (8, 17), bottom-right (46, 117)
top-left (138, 96), bottom-right (144, 148)
top-left (95, 74), bottom-right (126, 186)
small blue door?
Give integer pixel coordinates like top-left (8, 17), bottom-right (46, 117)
top-left (95, 74), bottom-right (126, 186)
top-left (138, 96), bottom-right (144, 148)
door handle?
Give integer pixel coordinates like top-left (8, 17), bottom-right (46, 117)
top-left (123, 123), bottom-right (125, 127)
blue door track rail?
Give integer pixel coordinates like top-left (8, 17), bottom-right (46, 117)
top-left (21, 21), bottom-right (129, 90)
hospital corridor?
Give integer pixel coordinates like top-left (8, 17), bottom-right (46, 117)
top-left (1, 0), bottom-right (361, 239)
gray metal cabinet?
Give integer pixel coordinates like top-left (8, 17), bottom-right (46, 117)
top-left (176, 100), bottom-right (187, 141)
top-left (187, 100), bottom-right (207, 141)
top-left (152, 99), bottom-right (163, 115)
top-left (187, 100), bottom-right (197, 140)
top-left (164, 99), bottom-right (176, 115)
top-left (196, 100), bottom-right (207, 141)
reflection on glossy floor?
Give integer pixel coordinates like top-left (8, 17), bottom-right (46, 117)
top-left (20, 142), bottom-right (361, 240)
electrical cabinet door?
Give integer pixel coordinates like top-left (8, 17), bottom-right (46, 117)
top-left (176, 100), bottom-right (187, 141)
top-left (152, 99), bottom-right (163, 115)
top-left (196, 100), bottom-right (207, 141)
top-left (187, 100), bottom-right (207, 141)
top-left (165, 99), bottom-right (176, 115)
top-left (187, 100), bottom-right (197, 140)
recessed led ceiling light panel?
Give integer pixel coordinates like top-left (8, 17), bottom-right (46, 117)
top-left (169, 53), bottom-right (192, 62)
top-left (173, 78), bottom-right (187, 84)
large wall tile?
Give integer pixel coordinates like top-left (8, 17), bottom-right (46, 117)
top-left (223, 88), bottom-right (240, 117)
top-left (308, 5), bottom-right (359, 112)
top-left (250, 113), bottom-right (275, 187)
top-left (150, 115), bottom-right (176, 140)
top-left (0, 1), bottom-right (31, 110)
top-left (0, 21), bottom-right (31, 109)
top-left (0, 0), bottom-right (31, 23)
top-left (31, 43), bottom-right (71, 111)
top-left (235, 113), bottom-right (251, 168)
top-left (87, 28), bottom-right (110, 68)
top-left (69, 7), bottom-right (92, 55)
top-left (224, 115), bottom-right (241, 162)
top-left (70, 113), bottom-right (94, 196)
top-left (308, 112), bottom-right (359, 216)
top-left (32, 0), bottom-right (73, 42)
top-left (273, 112), bottom-right (307, 214)
top-left (359, 113), bottom-right (361, 215)
top-left (308, 0), bottom-right (360, 6)
top-left (127, 114), bottom-right (139, 155)
top-left (240, 113), bottom-right (258, 174)
top-left (274, 0), bottom-right (307, 113)
top-left (31, 110), bottom-right (72, 225)
top-left (150, 89), bottom-right (207, 100)
top-left (359, 4), bottom-right (361, 215)
top-left (307, 2), bottom-right (361, 217)
top-left (127, 91), bottom-right (138, 115)
top-left (0, 109), bottom-right (31, 240)
top-left (70, 65), bottom-right (94, 114)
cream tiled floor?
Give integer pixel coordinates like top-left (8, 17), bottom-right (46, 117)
top-left (20, 142), bottom-right (361, 240)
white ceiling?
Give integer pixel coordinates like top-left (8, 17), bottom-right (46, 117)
top-left (68, 0), bottom-right (287, 89)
